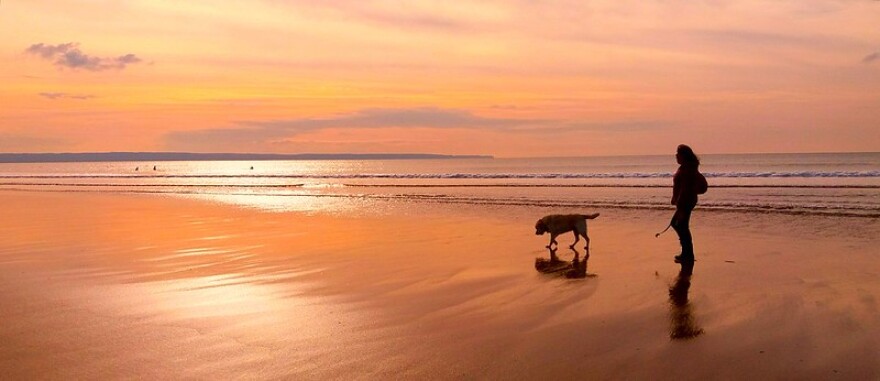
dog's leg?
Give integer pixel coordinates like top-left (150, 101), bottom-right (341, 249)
top-left (574, 220), bottom-right (589, 251)
top-left (584, 235), bottom-right (591, 257)
top-left (570, 231), bottom-right (579, 249)
top-left (547, 233), bottom-right (559, 249)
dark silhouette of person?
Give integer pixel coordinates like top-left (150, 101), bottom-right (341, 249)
top-left (670, 144), bottom-right (703, 263)
top-left (668, 261), bottom-right (703, 339)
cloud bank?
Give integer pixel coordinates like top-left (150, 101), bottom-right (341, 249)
top-left (864, 51), bottom-right (880, 64)
top-left (0, 133), bottom-right (66, 151)
top-left (39, 92), bottom-right (96, 100)
top-left (164, 107), bottom-right (670, 152)
top-left (164, 107), bottom-right (538, 150)
top-left (25, 43), bottom-right (143, 71)
top-left (240, 107), bottom-right (528, 130)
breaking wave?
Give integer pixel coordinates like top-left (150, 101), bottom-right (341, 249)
top-left (2, 186), bottom-right (878, 218)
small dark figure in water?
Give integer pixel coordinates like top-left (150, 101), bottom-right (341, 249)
top-left (250, 166), bottom-right (254, 170)
top-left (153, 165), bottom-right (157, 171)
top-left (135, 167), bottom-right (139, 171)
top-left (670, 144), bottom-right (705, 263)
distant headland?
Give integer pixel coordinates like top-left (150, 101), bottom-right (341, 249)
top-left (0, 152), bottom-right (494, 163)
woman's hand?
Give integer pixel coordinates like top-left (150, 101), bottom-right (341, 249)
top-left (671, 209), bottom-right (682, 226)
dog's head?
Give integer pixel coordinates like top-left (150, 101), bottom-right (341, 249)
top-left (535, 219), bottom-right (548, 235)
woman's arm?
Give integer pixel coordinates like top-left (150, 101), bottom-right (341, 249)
top-left (671, 169), bottom-right (681, 205)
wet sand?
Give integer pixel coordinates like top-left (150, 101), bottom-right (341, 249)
top-left (1, 191), bottom-right (878, 379)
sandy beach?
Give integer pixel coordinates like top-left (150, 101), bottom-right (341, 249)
top-left (4, 0), bottom-right (880, 377)
top-left (1, 190), bottom-right (878, 379)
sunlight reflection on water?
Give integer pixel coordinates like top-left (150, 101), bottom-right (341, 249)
top-left (185, 192), bottom-right (376, 214)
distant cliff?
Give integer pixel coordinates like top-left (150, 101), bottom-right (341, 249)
top-left (0, 152), bottom-right (493, 163)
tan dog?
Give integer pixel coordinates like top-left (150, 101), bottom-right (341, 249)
top-left (535, 213), bottom-right (600, 250)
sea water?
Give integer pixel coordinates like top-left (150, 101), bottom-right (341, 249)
top-left (1, 152), bottom-right (878, 217)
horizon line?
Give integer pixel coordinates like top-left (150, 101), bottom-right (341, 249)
top-left (0, 150), bottom-right (877, 163)
top-left (0, 152), bottom-right (494, 164)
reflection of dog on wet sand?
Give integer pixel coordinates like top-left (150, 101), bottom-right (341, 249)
top-left (535, 213), bottom-right (600, 250)
top-left (534, 247), bottom-right (594, 279)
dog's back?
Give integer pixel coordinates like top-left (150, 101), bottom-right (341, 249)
top-left (536, 213), bottom-right (600, 249)
top-left (541, 213), bottom-right (599, 234)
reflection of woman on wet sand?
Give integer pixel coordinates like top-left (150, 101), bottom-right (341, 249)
top-left (668, 262), bottom-right (703, 340)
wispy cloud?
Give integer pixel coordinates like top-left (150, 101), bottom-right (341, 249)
top-left (0, 133), bottom-right (66, 151)
top-left (287, 2), bottom-right (484, 32)
top-left (39, 92), bottom-right (96, 100)
top-left (164, 107), bottom-right (538, 151)
top-left (163, 107), bottom-right (672, 152)
top-left (240, 107), bottom-right (529, 130)
top-left (863, 51), bottom-right (880, 64)
top-left (25, 43), bottom-right (143, 71)
top-left (349, 7), bottom-right (470, 32)
top-left (518, 120), bottom-right (673, 134)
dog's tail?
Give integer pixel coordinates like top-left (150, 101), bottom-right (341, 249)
top-left (581, 213), bottom-right (600, 219)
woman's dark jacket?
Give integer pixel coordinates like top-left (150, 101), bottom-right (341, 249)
top-left (672, 163), bottom-right (700, 209)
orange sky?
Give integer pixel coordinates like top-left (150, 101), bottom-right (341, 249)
top-left (1, 1), bottom-right (878, 157)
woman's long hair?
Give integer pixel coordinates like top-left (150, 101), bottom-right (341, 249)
top-left (677, 144), bottom-right (700, 166)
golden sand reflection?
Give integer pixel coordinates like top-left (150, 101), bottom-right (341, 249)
top-left (185, 192), bottom-right (372, 214)
top-left (63, 272), bottom-right (358, 352)
top-left (145, 275), bottom-right (284, 319)
top-left (143, 246), bottom-right (261, 263)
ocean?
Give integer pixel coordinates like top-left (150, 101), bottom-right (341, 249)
top-left (1, 152), bottom-right (878, 217)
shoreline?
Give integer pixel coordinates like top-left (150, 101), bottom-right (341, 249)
top-left (1, 191), bottom-right (878, 379)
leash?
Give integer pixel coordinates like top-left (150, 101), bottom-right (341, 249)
top-left (654, 224), bottom-right (671, 237)
top-left (655, 216), bottom-right (675, 237)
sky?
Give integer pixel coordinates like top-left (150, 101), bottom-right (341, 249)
top-left (1, 0), bottom-right (878, 157)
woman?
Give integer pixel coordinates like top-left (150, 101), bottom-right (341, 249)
top-left (671, 144), bottom-right (703, 263)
